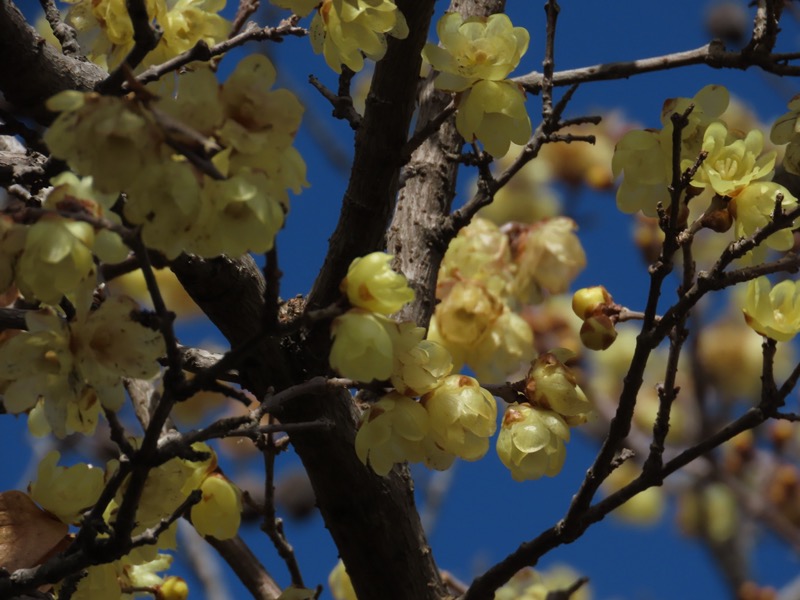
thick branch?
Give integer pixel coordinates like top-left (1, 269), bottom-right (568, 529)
top-left (307, 0), bottom-right (437, 309)
top-left (387, 0), bottom-right (507, 329)
top-left (0, 1), bottom-right (106, 122)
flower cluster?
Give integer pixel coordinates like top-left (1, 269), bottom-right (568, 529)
top-left (61, 0), bottom-right (230, 72)
top-left (497, 350), bottom-right (591, 481)
top-left (330, 252), bottom-right (498, 474)
top-left (423, 12), bottom-right (531, 156)
top-left (271, 0), bottom-right (408, 73)
top-left (15, 449), bottom-right (210, 600)
top-left (44, 55), bottom-right (306, 260)
top-left (429, 217), bottom-right (585, 383)
top-left (612, 84), bottom-right (730, 216)
top-left (612, 84), bottom-right (798, 265)
top-left (0, 297), bottom-right (165, 438)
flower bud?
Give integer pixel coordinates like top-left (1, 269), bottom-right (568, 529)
top-left (524, 351), bottom-right (591, 418)
top-left (580, 314), bottom-right (618, 351)
top-left (391, 326), bottom-right (453, 396)
top-left (422, 375), bottom-right (497, 461)
top-left (355, 392), bottom-right (429, 476)
top-left (571, 285), bottom-right (613, 320)
top-left (330, 309), bottom-right (394, 382)
top-left (160, 577), bottom-right (190, 600)
top-left (496, 403), bottom-right (569, 481)
top-left (435, 280), bottom-right (504, 347)
top-left (191, 473), bottom-right (242, 540)
top-left (340, 252), bottom-right (414, 315)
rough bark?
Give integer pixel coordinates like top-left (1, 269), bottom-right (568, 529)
top-left (387, 0), bottom-right (507, 329)
top-left (0, 1), bottom-right (105, 121)
top-left (307, 0), bottom-right (437, 310)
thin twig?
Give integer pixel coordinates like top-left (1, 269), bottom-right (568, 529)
top-left (130, 490), bottom-right (202, 548)
top-left (514, 42), bottom-right (800, 93)
top-left (308, 74), bottom-right (362, 130)
top-left (400, 101), bottom-right (457, 162)
top-left (135, 20), bottom-right (307, 87)
top-left (541, 0), bottom-right (560, 123)
top-left (230, 0), bottom-right (261, 38)
top-left (260, 422), bottom-right (306, 587)
top-left (97, 0), bottom-right (162, 93)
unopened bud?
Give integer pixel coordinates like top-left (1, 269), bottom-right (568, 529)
top-left (580, 314), bottom-right (617, 351)
top-left (524, 351), bottom-right (591, 418)
top-left (571, 285), bottom-right (613, 320)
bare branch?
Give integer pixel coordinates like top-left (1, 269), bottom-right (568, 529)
top-left (134, 19), bottom-right (307, 88)
top-left (38, 0), bottom-right (82, 57)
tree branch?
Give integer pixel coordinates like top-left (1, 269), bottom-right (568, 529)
top-left (0, 1), bottom-right (106, 122)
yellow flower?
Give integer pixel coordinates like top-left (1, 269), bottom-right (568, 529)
top-left (44, 91), bottom-right (161, 193)
top-left (155, 67), bottom-right (224, 137)
top-left (329, 560), bottom-right (358, 600)
top-left (611, 129), bottom-right (671, 216)
top-left (29, 450), bottom-right (105, 525)
top-left (390, 324), bottom-right (452, 396)
top-left (496, 565), bottom-right (592, 600)
top-left (423, 12), bottom-right (529, 92)
top-left (124, 160), bottom-right (204, 260)
top-left (434, 280), bottom-right (504, 349)
top-left (72, 295), bottom-right (166, 388)
top-left (220, 54), bottom-right (308, 194)
top-left (525, 351), bottom-right (592, 419)
top-left (770, 94), bottom-right (800, 176)
top-left (16, 215), bottom-right (96, 305)
top-left (0, 296), bottom-right (164, 438)
top-left (194, 170), bottom-right (287, 257)
top-left (330, 309), bottom-right (395, 382)
top-left (466, 310), bottom-right (534, 384)
top-left (730, 181), bottom-right (799, 258)
top-left (159, 0), bottom-right (230, 58)
top-left (741, 277), bottom-right (800, 342)
top-left (437, 216), bottom-right (513, 301)
top-left (612, 85), bottom-right (729, 216)
top-left (311, 0), bottom-right (409, 73)
top-left (511, 217), bottom-right (587, 305)
top-left (0, 310), bottom-right (75, 429)
top-left (694, 121), bottom-right (775, 197)
top-left (421, 375), bottom-right (497, 461)
top-left (770, 94), bottom-right (800, 145)
top-left (191, 473), bottom-right (242, 539)
top-left (355, 392), bottom-right (429, 475)
top-left (496, 402), bottom-right (570, 481)
top-left (63, 0), bottom-right (229, 71)
top-left (455, 80), bottom-right (532, 157)
top-left (341, 252), bottom-right (414, 315)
